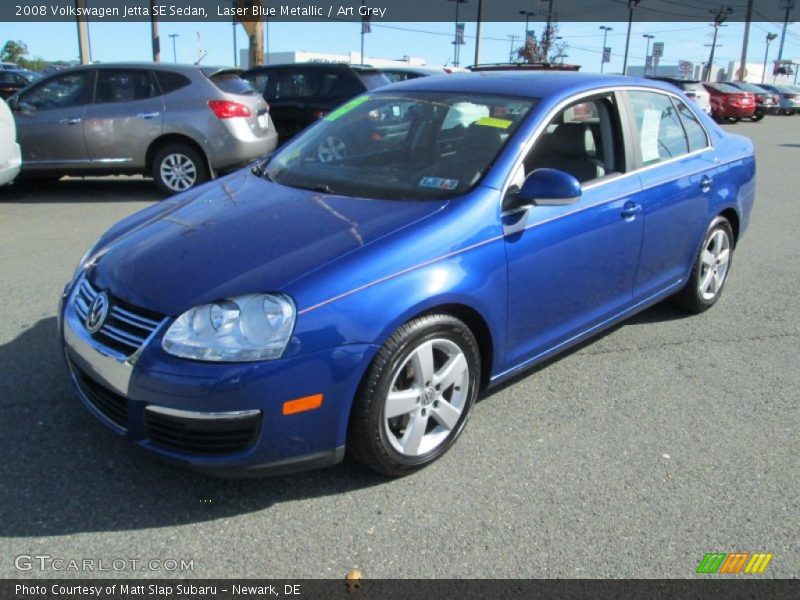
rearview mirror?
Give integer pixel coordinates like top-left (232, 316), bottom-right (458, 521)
top-left (511, 168), bottom-right (582, 209)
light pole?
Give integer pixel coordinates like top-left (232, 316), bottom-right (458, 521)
top-left (622, 0), bottom-right (641, 75)
top-left (599, 26), bottom-right (612, 73)
top-left (642, 33), bottom-right (654, 75)
top-left (447, 0), bottom-right (468, 68)
top-left (507, 34), bottom-right (519, 62)
top-left (762, 32), bottom-right (778, 83)
top-left (168, 33), bottom-right (179, 62)
top-left (706, 6), bottom-right (732, 82)
top-left (520, 10), bottom-right (535, 43)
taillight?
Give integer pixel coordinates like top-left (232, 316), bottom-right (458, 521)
top-left (208, 100), bottom-right (252, 119)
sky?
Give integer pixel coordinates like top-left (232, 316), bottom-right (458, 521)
top-left (2, 17), bottom-right (799, 75)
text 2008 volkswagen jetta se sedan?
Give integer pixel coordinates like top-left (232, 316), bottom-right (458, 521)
top-left (59, 73), bottom-right (755, 477)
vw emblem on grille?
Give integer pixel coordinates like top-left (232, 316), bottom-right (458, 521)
top-left (86, 292), bottom-right (109, 333)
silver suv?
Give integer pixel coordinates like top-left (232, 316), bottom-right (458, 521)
top-left (8, 63), bottom-right (277, 193)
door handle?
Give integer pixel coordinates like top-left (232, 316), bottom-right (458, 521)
top-left (700, 175), bottom-right (713, 193)
top-left (137, 112), bottom-right (160, 120)
top-left (59, 117), bottom-right (82, 125)
top-left (621, 201), bottom-right (642, 220)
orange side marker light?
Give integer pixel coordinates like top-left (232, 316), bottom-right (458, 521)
top-left (282, 394), bottom-right (324, 415)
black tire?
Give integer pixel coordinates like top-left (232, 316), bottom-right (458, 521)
top-left (724, 117), bottom-right (740, 124)
top-left (152, 143), bottom-right (208, 194)
top-left (751, 113), bottom-right (765, 122)
top-left (348, 314), bottom-right (481, 477)
top-left (673, 216), bottom-right (735, 314)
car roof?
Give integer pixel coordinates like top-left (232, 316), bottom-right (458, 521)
top-left (46, 62), bottom-right (237, 75)
top-left (244, 62), bottom-right (381, 72)
top-left (379, 71), bottom-right (680, 99)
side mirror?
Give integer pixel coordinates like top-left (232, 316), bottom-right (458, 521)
top-left (510, 168), bottom-right (582, 210)
top-left (6, 95), bottom-right (18, 111)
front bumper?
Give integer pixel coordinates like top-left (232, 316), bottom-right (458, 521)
top-left (60, 282), bottom-right (375, 476)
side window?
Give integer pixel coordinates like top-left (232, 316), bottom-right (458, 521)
top-left (95, 70), bottom-right (155, 103)
top-left (673, 98), bottom-right (709, 152)
top-left (523, 95), bottom-right (622, 184)
top-left (274, 70), bottom-right (320, 99)
top-left (155, 70), bottom-right (191, 95)
top-left (0, 72), bottom-right (15, 84)
top-left (626, 90), bottom-right (690, 165)
top-left (320, 71), bottom-right (361, 98)
top-left (19, 71), bottom-right (92, 110)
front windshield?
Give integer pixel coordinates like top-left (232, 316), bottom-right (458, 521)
top-left (262, 91), bottom-right (536, 200)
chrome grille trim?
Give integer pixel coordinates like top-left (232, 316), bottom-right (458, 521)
top-left (110, 306), bottom-right (161, 330)
top-left (71, 275), bottom-right (166, 358)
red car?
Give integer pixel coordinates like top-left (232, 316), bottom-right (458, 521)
top-left (703, 82), bottom-right (756, 122)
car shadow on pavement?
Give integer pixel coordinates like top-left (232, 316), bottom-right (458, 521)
top-left (479, 299), bottom-right (692, 401)
top-left (0, 317), bottom-right (387, 538)
top-left (0, 177), bottom-right (163, 204)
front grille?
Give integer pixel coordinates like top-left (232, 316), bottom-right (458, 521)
top-left (73, 277), bottom-right (164, 357)
top-left (73, 365), bottom-right (128, 430)
top-left (146, 409), bottom-right (261, 456)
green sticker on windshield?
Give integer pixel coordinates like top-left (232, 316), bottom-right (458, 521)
top-left (324, 96), bottom-right (370, 121)
top-left (475, 116), bottom-right (513, 129)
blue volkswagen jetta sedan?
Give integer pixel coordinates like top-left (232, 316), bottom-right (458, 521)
top-left (59, 73), bottom-right (756, 477)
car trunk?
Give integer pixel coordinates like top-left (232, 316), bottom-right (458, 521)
top-left (204, 68), bottom-right (273, 138)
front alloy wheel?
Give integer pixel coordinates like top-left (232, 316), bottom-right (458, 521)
top-left (674, 216), bottom-right (734, 313)
top-left (348, 314), bottom-right (480, 476)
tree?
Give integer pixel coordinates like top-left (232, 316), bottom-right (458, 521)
top-left (516, 24), bottom-right (569, 64)
top-left (1, 39), bottom-right (47, 71)
top-left (1, 40), bottom-right (29, 64)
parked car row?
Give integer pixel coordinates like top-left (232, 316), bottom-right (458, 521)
top-left (1, 61), bottom-right (457, 192)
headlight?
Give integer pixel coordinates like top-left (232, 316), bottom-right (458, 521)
top-left (162, 294), bottom-right (296, 362)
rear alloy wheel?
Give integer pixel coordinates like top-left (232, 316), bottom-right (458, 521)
top-left (348, 314), bottom-right (480, 476)
top-left (674, 216), bottom-right (734, 313)
top-left (152, 144), bottom-right (208, 194)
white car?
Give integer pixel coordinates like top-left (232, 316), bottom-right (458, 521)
top-left (649, 77), bottom-right (713, 116)
top-left (0, 98), bottom-right (21, 185)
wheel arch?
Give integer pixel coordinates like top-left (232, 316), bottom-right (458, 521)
top-left (145, 133), bottom-right (213, 177)
top-left (414, 303), bottom-right (495, 390)
top-left (718, 206), bottom-right (740, 246)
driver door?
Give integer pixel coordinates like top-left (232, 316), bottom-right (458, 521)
top-left (503, 93), bottom-right (645, 367)
top-left (14, 69), bottom-right (94, 170)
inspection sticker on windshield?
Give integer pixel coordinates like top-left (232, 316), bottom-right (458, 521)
top-left (420, 177), bottom-right (459, 190)
top-left (325, 96), bottom-right (371, 121)
top-left (475, 117), bottom-right (513, 129)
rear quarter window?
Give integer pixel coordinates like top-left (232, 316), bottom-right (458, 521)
top-left (209, 73), bottom-right (256, 95)
top-left (356, 71), bottom-right (391, 90)
top-left (155, 71), bottom-right (191, 94)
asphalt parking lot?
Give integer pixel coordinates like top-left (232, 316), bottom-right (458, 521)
top-left (0, 117), bottom-right (797, 580)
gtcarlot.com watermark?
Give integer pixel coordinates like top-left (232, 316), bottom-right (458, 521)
top-left (14, 554), bottom-right (194, 573)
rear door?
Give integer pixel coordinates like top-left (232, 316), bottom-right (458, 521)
top-left (14, 69), bottom-right (93, 169)
top-left (83, 68), bottom-right (164, 167)
top-left (622, 90), bottom-right (716, 300)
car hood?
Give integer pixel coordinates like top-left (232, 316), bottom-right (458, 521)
top-left (90, 170), bottom-right (448, 315)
